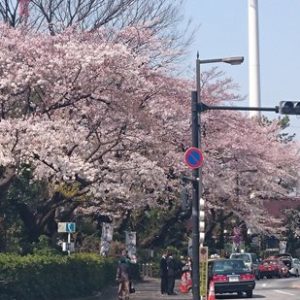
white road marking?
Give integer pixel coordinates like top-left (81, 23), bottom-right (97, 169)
top-left (274, 290), bottom-right (295, 296)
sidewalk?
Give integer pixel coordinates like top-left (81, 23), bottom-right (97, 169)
top-left (130, 277), bottom-right (192, 300)
top-left (75, 277), bottom-right (192, 300)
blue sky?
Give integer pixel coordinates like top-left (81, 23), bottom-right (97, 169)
top-left (182, 0), bottom-right (300, 137)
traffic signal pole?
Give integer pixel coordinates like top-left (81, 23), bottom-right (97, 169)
top-left (191, 90), bottom-right (200, 300)
top-left (191, 54), bottom-right (299, 300)
top-left (191, 54), bottom-right (246, 300)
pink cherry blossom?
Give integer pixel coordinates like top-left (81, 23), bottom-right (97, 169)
top-left (0, 23), bottom-right (299, 231)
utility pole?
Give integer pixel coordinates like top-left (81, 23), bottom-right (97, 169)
top-left (190, 55), bottom-right (244, 300)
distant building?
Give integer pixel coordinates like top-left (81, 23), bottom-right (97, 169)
top-left (264, 197), bottom-right (300, 219)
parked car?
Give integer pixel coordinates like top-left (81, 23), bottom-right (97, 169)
top-left (276, 253), bottom-right (293, 270)
top-left (208, 258), bottom-right (255, 298)
top-left (230, 252), bottom-right (260, 279)
top-left (258, 258), bottom-right (289, 279)
top-left (288, 258), bottom-right (300, 277)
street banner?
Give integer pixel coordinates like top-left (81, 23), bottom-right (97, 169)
top-left (232, 226), bottom-right (242, 252)
top-left (279, 241), bottom-right (287, 254)
top-left (125, 231), bottom-right (136, 258)
top-left (100, 223), bottom-right (113, 256)
top-left (200, 246), bottom-right (208, 297)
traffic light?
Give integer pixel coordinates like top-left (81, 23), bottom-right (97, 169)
top-left (279, 101), bottom-right (300, 115)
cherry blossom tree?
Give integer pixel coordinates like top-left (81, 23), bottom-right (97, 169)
top-left (0, 23), bottom-right (184, 242)
top-left (0, 0), bottom-right (192, 60)
top-left (0, 22), bottom-right (299, 243)
top-left (0, 24), bottom-right (177, 210)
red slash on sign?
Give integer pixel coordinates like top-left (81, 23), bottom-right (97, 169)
top-left (184, 147), bottom-right (204, 169)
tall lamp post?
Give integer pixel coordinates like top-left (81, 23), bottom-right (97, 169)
top-left (191, 54), bottom-right (244, 300)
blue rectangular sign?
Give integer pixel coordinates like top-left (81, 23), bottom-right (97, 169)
top-left (66, 222), bottom-right (76, 233)
top-left (58, 222), bottom-right (76, 233)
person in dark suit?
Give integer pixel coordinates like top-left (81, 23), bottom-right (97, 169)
top-left (160, 251), bottom-right (168, 295)
top-left (167, 252), bottom-right (177, 295)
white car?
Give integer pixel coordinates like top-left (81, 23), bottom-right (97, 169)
top-left (230, 252), bottom-right (260, 279)
top-left (289, 258), bottom-right (300, 277)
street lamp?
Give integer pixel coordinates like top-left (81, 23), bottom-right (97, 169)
top-left (191, 54), bottom-right (244, 300)
top-left (190, 52), bottom-right (300, 300)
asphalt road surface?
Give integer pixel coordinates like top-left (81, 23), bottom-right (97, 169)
top-left (217, 277), bottom-right (300, 300)
top-left (73, 277), bottom-right (300, 300)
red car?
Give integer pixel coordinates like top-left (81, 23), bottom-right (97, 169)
top-left (258, 258), bottom-right (289, 279)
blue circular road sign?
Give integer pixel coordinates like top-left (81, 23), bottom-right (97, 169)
top-left (184, 147), bottom-right (204, 169)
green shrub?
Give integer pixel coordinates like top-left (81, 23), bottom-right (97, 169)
top-left (0, 253), bottom-right (116, 300)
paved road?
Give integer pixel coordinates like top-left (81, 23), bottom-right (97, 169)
top-left (218, 277), bottom-right (300, 299)
top-left (75, 277), bottom-right (300, 300)
top-left (254, 277), bottom-right (300, 299)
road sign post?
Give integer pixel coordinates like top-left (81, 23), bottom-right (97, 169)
top-left (68, 232), bottom-right (72, 256)
top-left (57, 222), bottom-right (76, 255)
top-left (189, 91), bottom-right (201, 300)
top-left (184, 145), bottom-right (205, 300)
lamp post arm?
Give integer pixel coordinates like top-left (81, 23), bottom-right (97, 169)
top-left (199, 58), bottom-right (223, 64)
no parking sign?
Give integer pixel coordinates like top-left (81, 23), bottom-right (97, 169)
top-left (184, 147), bottom-right (204, 169)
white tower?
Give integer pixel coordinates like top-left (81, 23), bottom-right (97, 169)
top-left (248, 0), bottom-right (261, 117)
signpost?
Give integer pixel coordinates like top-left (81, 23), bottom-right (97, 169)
top-left (57, 222), bottom-right (76, 233)
top-left (199, 246), bottom-right (208, 299)
top-left (184, 147), bottom-right (205, 299)
top-left (57, 222), bottom-right (76, 255)
top-left (184, 144), bottom-right (204, 300)
top-left (184, 147), bottom-right (204, 169)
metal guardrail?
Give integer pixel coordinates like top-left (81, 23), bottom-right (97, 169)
top-left (140, 263), bottom-right (153, 277)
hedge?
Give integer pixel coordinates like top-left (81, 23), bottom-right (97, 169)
top-left (0, 253), bottom-right (116, 300)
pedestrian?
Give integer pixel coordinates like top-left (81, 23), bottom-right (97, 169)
top-left (179, 256), bottom-right (186, 274)
top-left (166, 251), bottom-right (177, 295)
top-left (186, 256), bottom-right (192, 271)
top-left (121, 250), bottom-right (136, 295)
top-left (116, 255), bottom-right (130, 300)
top-left (160, 251), bottom-right (168, 295)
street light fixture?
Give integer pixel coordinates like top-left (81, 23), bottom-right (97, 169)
top-left (191, 54), bottom-right (244, 300)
